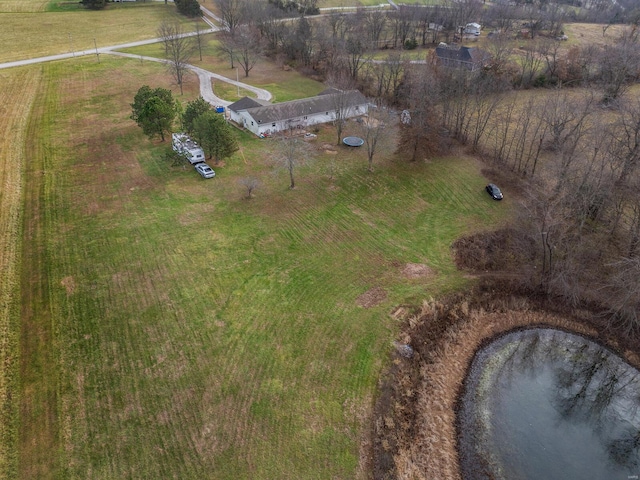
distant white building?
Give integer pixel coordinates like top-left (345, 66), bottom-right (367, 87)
top-left (227, 89), bottom-right (368, 137)
top-left (464, 23), bottom-right (482, 36)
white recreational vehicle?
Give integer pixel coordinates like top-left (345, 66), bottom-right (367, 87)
top-left (172, 133), bottom-right (205, 164)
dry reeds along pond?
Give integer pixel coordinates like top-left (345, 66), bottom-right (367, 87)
top-left (458, 328), bottom-right (640, 480)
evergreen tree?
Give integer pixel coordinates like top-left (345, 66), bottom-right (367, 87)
top-left (175, 0), bottom-right (202, 17)
top-left (130, 86), bottom-right (177, 142)
top-left (81, 0), bottom-right (106, 10)
top-left (192, 111), bottom-right (238, 163)
top-left (182, 97), bottom-right (212, 134)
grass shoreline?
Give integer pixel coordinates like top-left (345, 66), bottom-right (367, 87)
top-left (372, 288), bottom-right (640, 479)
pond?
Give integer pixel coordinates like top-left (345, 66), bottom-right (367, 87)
top-left (458, 328), bottom-right (640, 480)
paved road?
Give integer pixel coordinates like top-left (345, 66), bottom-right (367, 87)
top-left (0, 7), bottom-right (271, 109)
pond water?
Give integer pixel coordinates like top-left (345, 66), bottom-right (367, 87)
top-left (458, 328), bottom-right (640, 480)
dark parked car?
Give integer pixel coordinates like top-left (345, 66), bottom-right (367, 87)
top-left (486, 183), bottom-right (503, 200)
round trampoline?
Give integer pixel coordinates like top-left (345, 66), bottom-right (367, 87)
top-left (342, 136), bottom-right (364, 147)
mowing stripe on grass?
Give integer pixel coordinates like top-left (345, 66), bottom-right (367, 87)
top-left (19, 63), bottom-right (66, 479)
top-left (0, 67), bottom-right (41, 480)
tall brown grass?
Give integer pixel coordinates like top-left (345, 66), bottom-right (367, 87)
top-left (371, 290), bottom-right (640, 479)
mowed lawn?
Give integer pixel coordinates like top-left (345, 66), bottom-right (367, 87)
top-left (0, 67), bottom-right (42, 479)
top-left (17, 55), bottom-right (507, 479)
top-left (0, 2), bottom-right (200, 63)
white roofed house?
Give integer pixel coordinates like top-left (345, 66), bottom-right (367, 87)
top-left (227, 89), bottom-right (368, 137)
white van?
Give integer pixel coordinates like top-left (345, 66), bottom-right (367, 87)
top-left (171, 133), bottom-right (205, 165)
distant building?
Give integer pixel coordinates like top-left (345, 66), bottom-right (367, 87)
top-left (227, 89), bottom-right (368, 137)
top-left (464, 23), bottom-right (482, 36)
top-left (434, 45), bottom-right (492, 71)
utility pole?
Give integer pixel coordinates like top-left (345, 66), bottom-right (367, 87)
top-left (68, 33), bottom-right (75, 57)
top-left (236, 67), bottom-right (240, 97)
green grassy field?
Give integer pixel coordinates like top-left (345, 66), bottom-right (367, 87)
top-left (13, 54), bottom-right (507, 479)
top-left (0, 67), bottom-right (43, 480)
top-left (0, 3), bottom-right (202, 63)
top-left (0, 0), bottom-right (48, 13)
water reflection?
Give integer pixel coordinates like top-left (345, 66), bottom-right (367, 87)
top-left (458, 328), bottom-right (640, 480)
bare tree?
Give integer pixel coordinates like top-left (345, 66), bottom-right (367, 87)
top-left (193, 21), bottom-right (206, 62)
top-left (233, 25), bottom-right (262, 77)
top-left (358, 104), bottom-right (395, 172)
top-left (538, 37), bottom-right (563, 85)
top-left (389, 7), bottom-right (415, 49)
top-left (518, 40), bottom-right (545, 88)
top-left (485, 32), bottom-right (514, 78)
top-left (325, 75), bottom-right (359, 145)
top-left (603, 256), bottom-right (640, 335)
top-left (217, 31), bottom-right (236, 69)
top-left (239, 177), bottom-right (259, 198)
top-left (539, 92), bottom-right (593, 153)
top-left (276, 134), bottom-right (312, 189)
top-left (255, 2), bottom-right (286, 52)
top-left (283, 16), bottom-right (314, 66)
top-left (397, 66), bottom-right (443, 162)
top-left (326, 12), bottom-right (349, 43)
top-left (342, 37), bottom-right (369, 81)
top-left (609, 98), bottom-right (640, 186)
top-left (483, 3), bottom-right (516, 35)
top-left (466, 76), bottom-right (505, 152)
top-left (214, 0), bottom-right (248, 34)
top-left (368, 51), bottom-right (406, 103)
top-left (443, 0), bottom-right (483, 35)
top-left (157, 21), bottom-right (194, 95)
top-left (597, 29), bottom-right (640, 104)
top-left (543, 2), bottom-right (566, 38)
top-left (364, 8), bottom-right (387, 47)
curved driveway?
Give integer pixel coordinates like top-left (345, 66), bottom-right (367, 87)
top-left (105, 51), bottom-right (272, 106)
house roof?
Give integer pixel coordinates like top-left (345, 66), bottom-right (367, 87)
top-left (227, 96), bottom-right (271, 112)
top-left (317, 87), bottom-right (342, 96)
top-left (435, 46), bottom-right (491, 66)
top-left (243, 90), bottom-right (367, 124)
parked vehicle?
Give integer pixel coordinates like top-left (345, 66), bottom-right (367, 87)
top-left (486, 183), bottom-right (503, 200)
top-left (172, 133), bottom-right (205, 165)
top-left (195, 163), bottom-right (215, 179)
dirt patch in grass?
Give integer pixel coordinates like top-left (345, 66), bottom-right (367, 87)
top-left (401, 263), bottom-right (433, 279)
top-left (60, 276), bottom-right (76, 295)
top-left (356, 287), bottom-right (387, 308)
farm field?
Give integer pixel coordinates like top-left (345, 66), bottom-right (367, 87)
top-left (14, 54), bottom-right (508, 479)
top-left (0, 67), bottom-right (42, 479)
top-left (0, 0), bottom-right (49, 13)
top-left (0, 3), bottom-right (200, 63)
